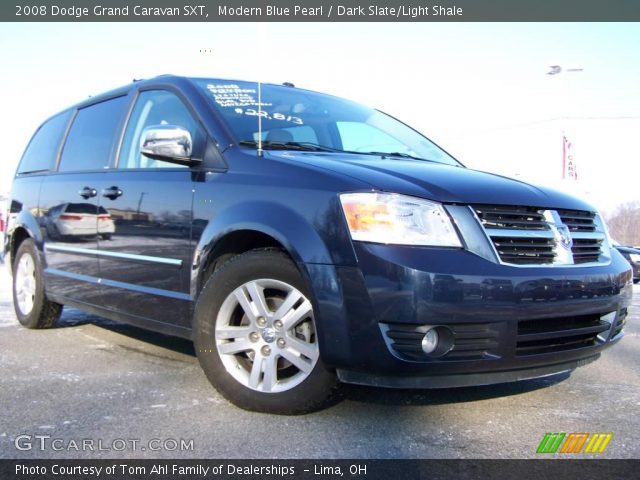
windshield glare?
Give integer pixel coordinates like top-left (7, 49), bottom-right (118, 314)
top-left (195, 79), bottom-right (461, 167)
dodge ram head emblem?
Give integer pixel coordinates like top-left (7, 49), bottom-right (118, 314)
top-left (550, 221), bottom-right (574, 264)
top-left (543, 210), bottom-right (575, 264)
top-left (556, 224), bottom-right (573, 250)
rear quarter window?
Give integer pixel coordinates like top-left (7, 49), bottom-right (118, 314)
top-left (18, 110), bottom-right (72, 174)
top-left (58, 96), bottom-right (128, 172)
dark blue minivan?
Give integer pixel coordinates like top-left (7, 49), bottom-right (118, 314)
top-left (5, 76), bottom-right (633, 413)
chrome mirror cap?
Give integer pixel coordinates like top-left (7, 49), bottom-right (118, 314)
top-left (140, 125), bottom-right (193, 161)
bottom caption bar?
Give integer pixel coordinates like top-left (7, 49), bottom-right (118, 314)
top-left (2, 459), bottom-right (638, 479)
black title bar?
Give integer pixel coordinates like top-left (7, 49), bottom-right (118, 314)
top-left (3, 0), bottom-right (640, 22)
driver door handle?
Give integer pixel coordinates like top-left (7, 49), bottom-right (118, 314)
top-left (79, 186), bottom-right (97, 199)
top-left (102, 186), bottom-right (123, 200)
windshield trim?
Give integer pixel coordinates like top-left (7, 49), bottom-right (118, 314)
top-left (374, 108), bottom-right (464, 168)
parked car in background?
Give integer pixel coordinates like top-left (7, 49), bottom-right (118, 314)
top-left (4, 75), bottom-right (634, 414)
top-left (44, 202), bottom-right (115, 240)
top-left (613, 243), bottom-right (640, 283)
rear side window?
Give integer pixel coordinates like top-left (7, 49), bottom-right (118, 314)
top-left (18, 111), bottom-right (71, 174)
top-left (59, 96), bottom-right (128, 172)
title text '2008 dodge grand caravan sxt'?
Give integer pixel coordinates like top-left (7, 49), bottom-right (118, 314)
top-left (6, 76), bottom-right (633, 413)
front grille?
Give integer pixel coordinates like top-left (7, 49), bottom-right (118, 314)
top-left (473, 205), bottom-right (549, 231)
top-left (380, 322), bottom-right (501, 361)
top-left (558, 209), bottom-right (596, 232)
top-left (491, 236), bottom-right (556, 265)
top-left (557, 209), bottom-right (602, 263)
top-left (473, 205), bottom-right (606, 266)
top-left (516, 313), bottom-right (611, 356)
top-left (571, 238), bottom-right (603, 264)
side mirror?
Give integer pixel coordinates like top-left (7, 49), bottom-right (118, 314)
top-left (140, 125), bottom-right (200, 166)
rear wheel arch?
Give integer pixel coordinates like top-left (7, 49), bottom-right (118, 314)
top-left (9, 227), bottom-right (33, 267)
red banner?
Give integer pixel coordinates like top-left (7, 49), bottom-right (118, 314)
top-left (562, 134), bottom-right (578, 180)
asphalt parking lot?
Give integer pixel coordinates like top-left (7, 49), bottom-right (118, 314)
top-left (0, 265), bottom-right (638, 460)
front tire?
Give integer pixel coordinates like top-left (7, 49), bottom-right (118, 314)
top-left (194, 249), bottom-right (337, 414)
top-left (12, 239), bottom-right (62, 329)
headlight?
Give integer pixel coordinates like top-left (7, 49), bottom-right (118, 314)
top-left (339, 192), bottom-right (462, 247)
top-left (629, 253), bottom-right (640, 263)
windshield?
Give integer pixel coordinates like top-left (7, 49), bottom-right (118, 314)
top-left (194, 79), bottom-right (462, 167)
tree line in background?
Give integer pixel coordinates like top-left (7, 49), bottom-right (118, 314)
top-left (605, 201), bottom-right (640, 247)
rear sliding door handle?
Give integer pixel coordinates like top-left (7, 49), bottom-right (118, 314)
top-left (79, 186), bottom-right (97, 199)
top-left (102, 186), bottom-right (123, 200)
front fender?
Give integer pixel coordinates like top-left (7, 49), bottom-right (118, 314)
top-left (197, 200), bottom-right (332, 263)
top-left (191, 198), bottom-right (356, 296)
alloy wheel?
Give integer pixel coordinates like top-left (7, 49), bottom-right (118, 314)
top-left (215, 278), bottom-right (319, 393)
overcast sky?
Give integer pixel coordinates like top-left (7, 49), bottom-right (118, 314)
top-left (1, 22), bottom-right (639, 213)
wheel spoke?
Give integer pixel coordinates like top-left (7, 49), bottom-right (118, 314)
top-left (286, 334), bottom-right (319, 361)
top-left (17, 291), bottom-right (25, 308)
top-left (281, 299), bottom-right (313, 330)
top-left (233, 287), bottom-right (258, 323)
top-left (280, 348), bottom-right (314, 374)
top-left (245, 281), bottom-right (270, 318)
top-left (216, 325), bottom-right (252, 340)
top-left (273, 289), bottom-right (302, 320)
top-left (262, 354), bottom-right (278, 392)
top-left (18, 263), bottom-right (28, 280)
top-left (218, 339), bottom-right (253, 355)
top-left (248, 355), bottom-right (263, 389)
top-left (15, 254), bottom-right (36, 315)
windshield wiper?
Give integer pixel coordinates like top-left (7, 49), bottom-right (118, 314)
top-left (238, 140), bottom-right (341, 152)
top-left (354, 151), bottom-right (434, 162)
top-left (238, 141), bottom-right (436, 162)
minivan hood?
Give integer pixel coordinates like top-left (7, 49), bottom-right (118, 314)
top-left (267, 152), bottom-right (594, 211)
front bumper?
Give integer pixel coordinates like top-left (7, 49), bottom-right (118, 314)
top-left (337, 354), bottom-right (600, 388)
top-left (304, 243), bottom-right (633, 388)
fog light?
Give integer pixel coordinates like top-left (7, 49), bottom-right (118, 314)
top-left (421, 328), bottom-right (439, 354)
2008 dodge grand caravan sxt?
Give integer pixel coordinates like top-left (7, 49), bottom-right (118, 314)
top-left (5, 75), bottom-right (633, 414)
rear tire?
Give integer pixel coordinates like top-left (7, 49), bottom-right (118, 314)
top-left (194, 249), bottom-right (337, 414)
top-left (12, 239), bottom-right (62, 329)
